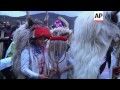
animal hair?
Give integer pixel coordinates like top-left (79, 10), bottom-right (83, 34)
top-left (12, 22), bottom-right (32, 77)
top-left (71, 11), bottom-right (120, 79)
top-left (48, 40), bottom-right (68, 65)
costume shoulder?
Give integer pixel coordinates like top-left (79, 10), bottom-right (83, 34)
top-left (21, 46), bottom-right (31, 56)
top-left (21, 48), bottom-right (29, 55)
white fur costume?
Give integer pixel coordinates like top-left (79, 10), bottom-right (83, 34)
top-left (71, 11), bottom-right (120, 79)
top-left (48, 25), bottom-right (73, 79)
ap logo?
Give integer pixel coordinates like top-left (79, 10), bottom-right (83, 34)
top-left (94, 11), bottom-right (103, 22)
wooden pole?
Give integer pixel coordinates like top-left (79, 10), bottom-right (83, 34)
top-left (0, 30), bottom-right (4, 59)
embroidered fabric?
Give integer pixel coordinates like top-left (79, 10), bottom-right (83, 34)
top-left (32, 45), bottom-right (42, 55)
top-left (32, 45), bottom-right (46, 74)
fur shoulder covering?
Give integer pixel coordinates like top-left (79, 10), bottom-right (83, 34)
top-left (12, 23), bottom-right (31, 78)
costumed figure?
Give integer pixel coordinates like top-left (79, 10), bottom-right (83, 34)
top-left (48, 16), bottom-right (73, 79)
top-left (12, 18), bottom-right (52, 79)
top-left (112, 27), bottom-right (120, 79)
top-left (71, 11), bottom-right (120, 79)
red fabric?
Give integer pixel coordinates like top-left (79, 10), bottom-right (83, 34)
top-left (50, 36), bottom-right (68, 41)
top-left (39, 49), bottom-right (46, 74)
top-left (34, 26), bottom-right (51, 39)
top-left (39, 58), bottom-right (45, 74)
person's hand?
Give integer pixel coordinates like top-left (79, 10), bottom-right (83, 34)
top-left (113, 66), bottom-right (120, 75)
top-left (39, 74), bottom-right (49, 79)
top-left (59, 68), bottom-right (65, 74)
top-left (49, 67), bottom-right (60, 78)
top-left (59, 66), bottom-right (72, 74)
top-left (50, 68), bottom-right (58, 74)
top-left (51, 67), bottom-right (66, 74)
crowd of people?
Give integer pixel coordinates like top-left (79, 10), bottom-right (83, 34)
top-left (0, 11), bottom-right (120, 79)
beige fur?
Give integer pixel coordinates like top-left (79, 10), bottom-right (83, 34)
top-left (50, 27), bottom-right (72, 36)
